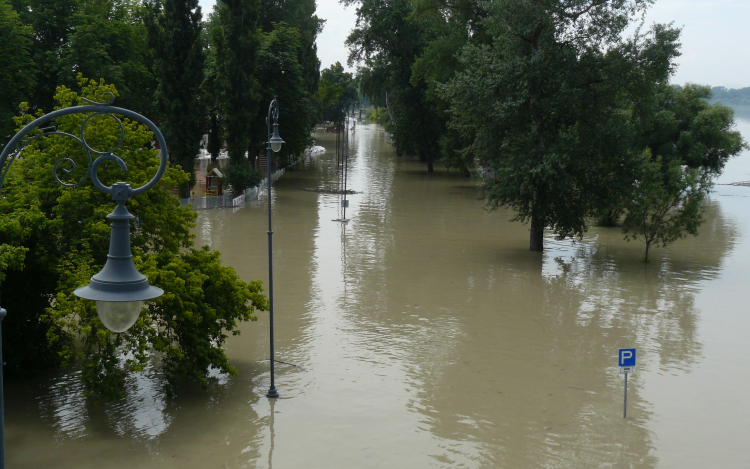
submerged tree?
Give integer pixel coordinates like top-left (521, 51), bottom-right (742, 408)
top-left (622, 152), bottom-right (711, 262)
top-left (622, 84), bottom-right (746, 261)
top-left (318, 62), bottom-right (357, 125)
top-left (0, 78), bottom-right (267, 400)
top-left (442, 1), bottom-right (681, 251)
top-left (346, 0), bottom-right (446, 171)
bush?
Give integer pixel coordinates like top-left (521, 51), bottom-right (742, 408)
top-left (224, 161), bottom-right (262, 192)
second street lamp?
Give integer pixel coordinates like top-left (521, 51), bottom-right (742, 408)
top-left (266, 98), bottom-right (284, 399)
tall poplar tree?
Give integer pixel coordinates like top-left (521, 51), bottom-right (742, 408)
top-left (212, 0), bottom-right (261, 164)
top-left (146, 0), bottom-right (206, 197)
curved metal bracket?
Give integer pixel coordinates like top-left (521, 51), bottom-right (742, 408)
top-left (0, 98), bottom-right (168, 200)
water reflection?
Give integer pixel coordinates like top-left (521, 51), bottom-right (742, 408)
top-left (5, 121), bottom-right (750, 468)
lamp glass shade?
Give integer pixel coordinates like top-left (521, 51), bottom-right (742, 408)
top-left (270, 127), bottom-right (284, 153)
top-left (96, 300), bottom-right (143, 332)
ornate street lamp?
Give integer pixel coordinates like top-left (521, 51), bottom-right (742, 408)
top-left (265, 98), bottom-right (284, 399)
top-left (0, 95), bottom-right (169, 468)
top-left (337, 101), bottom-right (356, 223)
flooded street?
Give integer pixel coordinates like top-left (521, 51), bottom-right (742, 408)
top-left (6, 119), bottom-right (750, 468)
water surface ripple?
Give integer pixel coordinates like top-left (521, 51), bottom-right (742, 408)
top-left (6, 119), bottom-right (750, 468)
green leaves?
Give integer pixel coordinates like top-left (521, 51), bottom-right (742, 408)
top-left (145, 0), bottom-right (206, 197)
top-left (141, 247), bottom-right (266, 392)
top-left (620, 84), bottom-right (748, 261)
top-left (0, 0), bottom-right (35, 138)
top-left (622, 152), bottom-right (712, 262)
top-left (1, 78), bottom-right (267, 400)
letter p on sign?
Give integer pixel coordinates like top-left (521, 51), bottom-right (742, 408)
top-left (619, 348), bottom-right (636, 367)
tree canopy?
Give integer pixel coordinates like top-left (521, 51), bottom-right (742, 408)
top-left (145, 0), bottom-right (206, 197)
top-left (0, 78), bottom-right (267, 400)
top-left (3, 0), bottom-right (324, 193)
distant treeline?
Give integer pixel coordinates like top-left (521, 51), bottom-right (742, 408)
top-left (710, 87), bottom-right (750, 107)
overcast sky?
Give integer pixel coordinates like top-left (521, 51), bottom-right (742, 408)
top-left (198, 0), bottom-right (750, 88)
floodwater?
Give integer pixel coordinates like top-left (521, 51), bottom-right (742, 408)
top-left (6, 118), bottom-right (750, 468)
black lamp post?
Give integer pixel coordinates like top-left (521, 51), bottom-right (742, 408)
top-left (338, 101), bottom-right (356, 223)
top-left (266, 98), bottom-right (284, 399)
top-left (0, 95), bottom-right (169, 468)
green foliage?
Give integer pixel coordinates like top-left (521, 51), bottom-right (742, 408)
top-left (440, 0), bottom-right (681, 250)
top-left (346, 0), bottom-right (467, 171)
top-left (317, 78), bottom-right (343, 121)
top-left (252, 22), bottom-right (316, 164)
top-left (210, 0), bottom-right (261, 163)
top-left (0, 0), bottom-right (35, 140)
top-left (318, 62), bottom-right (357, 124)
top-left (710, 86), bottom-right (750, 107)
top-left (224, 161), bottom-right (262, 192)
top-left (621, 84), bottom-right (747, 261)
top-left (0, 78), bottom-right (267, 400)
top-left (58, 0), bottom-right (156, 114)
top-left (637, 84), bottom-right (746, 173)
top-left (366, 107), bottom-right (390, 127)
top-left (9, 0), bottom-right (155, 117)
top-left (207, 112), bottom-right (222, 160)
top-left (10, 0), bottom-right (82, 114)
top-left (622, 152), bottom-right (712, 262)
top-left (145, 0), bottom-right (206, 197)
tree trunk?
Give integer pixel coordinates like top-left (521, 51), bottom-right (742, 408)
top-left (644, 242), bottom-right (650, 263)
top-left (385, 89), bottom-right (396, 125)
top-left (427, 153), bottom-right (434, 172)
top-left (530, 213), bottom-right (544, 251)
top-left (528, 26), bottom-right (545, 254)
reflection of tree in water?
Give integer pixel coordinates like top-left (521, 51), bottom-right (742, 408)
top-left (339, 158), bottom-right (738, 466)
top-left (544, 196), bottom-right (736, 371)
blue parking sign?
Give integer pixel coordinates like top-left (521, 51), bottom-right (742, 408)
top-left (619, 348), bottom-right (636, 367)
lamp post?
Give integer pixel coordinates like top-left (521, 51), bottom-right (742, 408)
top-left (0, 95), bottom-right (169, 468)
top-left (265, 98), bottom-right (284, 399)
top-left (339, 101), bottom-right (356, 223)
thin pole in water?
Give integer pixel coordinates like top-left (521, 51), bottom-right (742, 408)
top-left (343, 114), bottom-right (349, 221)
top-left (623, 372), bottom-right (628, 418)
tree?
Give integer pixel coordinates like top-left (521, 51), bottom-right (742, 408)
top-left (58, 0), bottom-right (156, 115)
top-left (211, 0), bottom-right (261, 164)
top-left (0, 0), bottom-right (35, 140)
top-left (316, 77), bottom-right (344, 122)
top-left (622, 152), bottom-right (711, 262)
top-left (622, 84), bottom-right (747, 261)
top-left (441, 1), bottom-right (681, 251)
top-left (319, 62), bottom-right (357, 124)
top-left (146, 0), bottom-right (206, 197)
top-left (0, 77), bottom-right (267, 400)
top-left (345, 0), bottom-right (441, 170)
top-left (10, 0), bottom-right (81, 114)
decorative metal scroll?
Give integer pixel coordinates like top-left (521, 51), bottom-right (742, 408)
top-left (0, 94), bottom-right (168, 201)
top-left (267, 97), bottom-right (279, 128)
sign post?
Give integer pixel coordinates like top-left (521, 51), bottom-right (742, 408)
top-left (618, 348), bottom-right (636, 418)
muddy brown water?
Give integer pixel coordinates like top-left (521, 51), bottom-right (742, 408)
top-left (5, 119), bottom-right (750, 468)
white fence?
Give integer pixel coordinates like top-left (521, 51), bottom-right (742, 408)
top-left (180, 168), bottom-right (286, 210)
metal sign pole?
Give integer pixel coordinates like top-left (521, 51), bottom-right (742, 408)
top-left (623, 371), bottom-right (628, 418)
top-left (618, 348), bottom-right (636, 419)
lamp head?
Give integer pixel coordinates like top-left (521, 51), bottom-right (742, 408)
top-left (270, 123), bottom-right (284, 153)
top-left (73, 202), bottom-right (163, 332)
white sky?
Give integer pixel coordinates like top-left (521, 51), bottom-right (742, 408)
top-left (197, 0), bottom-right (750, 88)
